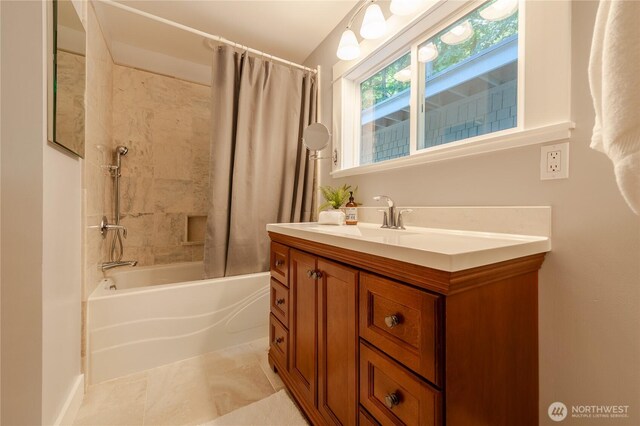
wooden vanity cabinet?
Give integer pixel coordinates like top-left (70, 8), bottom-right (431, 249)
top-left (269, 244), bottom-right (358, 425)
top-left (268, 233), bottom-right (545, 426)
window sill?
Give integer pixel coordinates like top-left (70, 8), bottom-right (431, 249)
top-left (331, 121), bottom-right (575, 178)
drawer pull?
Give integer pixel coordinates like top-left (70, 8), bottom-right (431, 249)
top-left (384, 392), bottom-right (400, 409)
top-left (274, 336), bottom-right (284, 344)
top-left (274, 259), bottom-right (284, 267)
top-left (275, 298), bottom-right (285, 305)
top-left (306, 270), bottom-right (322, 280)
top-left (384, 314), bottom-right (400, 328)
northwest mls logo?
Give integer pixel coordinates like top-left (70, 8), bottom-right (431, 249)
top-left (548, 402), bottom-right (630, 421)
top-left (548, 402), bottom-right (568, 422)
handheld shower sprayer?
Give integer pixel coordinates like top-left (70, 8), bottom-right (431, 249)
top-left (115, 145), bottom-right (129, 171)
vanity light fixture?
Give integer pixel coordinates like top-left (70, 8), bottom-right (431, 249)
top-left (418, 42), bottom-right (439, 62)
top-left (441, 20), bottom-right (474, 45)
top-left (390, 0), bottom-right (422, 16)
top-left (337, 29), bottom-right (361, 60)
top-left (337, 0), bottom-right (399, 60)
top-left (360, 3), bottom-right (387, 40)
top-left (480, 0), bottom-right (519, 21)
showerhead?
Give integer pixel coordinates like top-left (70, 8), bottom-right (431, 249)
top-left (117, 146), bottom-right (129, 156)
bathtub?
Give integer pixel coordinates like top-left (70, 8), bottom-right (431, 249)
top-left (87, 261), bottom-right (270, 384)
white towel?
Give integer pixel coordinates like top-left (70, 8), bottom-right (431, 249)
top-left (589, 0), bottom-right (640, 215)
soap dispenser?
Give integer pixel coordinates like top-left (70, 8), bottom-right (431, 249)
top-left (345, 191), bottom-right (358, 225)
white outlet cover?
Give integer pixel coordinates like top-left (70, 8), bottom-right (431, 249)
top-left (540, 142), bottom-right (569, 180)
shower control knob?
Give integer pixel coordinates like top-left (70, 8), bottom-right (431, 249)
top-left (276, 298), bottom-right (285, 305)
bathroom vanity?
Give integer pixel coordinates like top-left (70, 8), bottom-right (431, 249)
top-left (267, 222), bottom-right (549, 425)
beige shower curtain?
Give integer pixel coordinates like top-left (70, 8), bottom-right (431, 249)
top-left (204, 46), bottom-right (317, 278)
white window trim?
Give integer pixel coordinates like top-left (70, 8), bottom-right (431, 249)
top-left (331, 0), bottom-right (573, 177)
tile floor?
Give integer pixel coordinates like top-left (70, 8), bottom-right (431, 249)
top-left (74, 337), bottom-right (285, 426)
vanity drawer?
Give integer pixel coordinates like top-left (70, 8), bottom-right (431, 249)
top-left (359, 407), bottom-right (381, 426)
top-left (270, 279), bottom-right (289, 328)
top-left (270, 242), bottom-right (289, 286)
top-left (360, 343), bottom-right (441, 426)
top-left (269, 314), bottom-right (288, 370)
top-left (360, 272), bottom-right (441, 386)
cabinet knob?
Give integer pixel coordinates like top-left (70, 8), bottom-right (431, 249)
top-left (384, 392), bottom-right (400, 409)
top-left (306, 270), bottom-right (322, 280)
top-left (274, 336), bottom-right (284, 344)
top-left (276, 298), bottom-right (285, 305)
top-left (384, 314), bottom-right (400, 328)
top-left (275, 259), bottom-right (284, 267)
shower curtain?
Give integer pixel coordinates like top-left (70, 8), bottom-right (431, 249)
top-left (204, 45), bottom-right (317, 278)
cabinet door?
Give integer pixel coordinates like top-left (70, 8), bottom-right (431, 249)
top-left (289, 249), bottom-right (317, 407)
top-left (317, 258), bottom-right (358, 425)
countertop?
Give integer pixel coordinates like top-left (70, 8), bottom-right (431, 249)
top-left (267, 222), bottom-right (551, 272)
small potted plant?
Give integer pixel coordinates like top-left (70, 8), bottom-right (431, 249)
top-left (318, 184), bottom-right (356, 225)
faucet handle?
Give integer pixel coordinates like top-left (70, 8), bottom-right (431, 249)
top-left (377, 209), bottom-right (390, 228)
top-left (396, 209), bottom-right (413, 230)
top-left (100, 216), bottom-right (128, 238)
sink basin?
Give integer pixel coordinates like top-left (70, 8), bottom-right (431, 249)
top-left (308, 225), bottom-right (418, 239)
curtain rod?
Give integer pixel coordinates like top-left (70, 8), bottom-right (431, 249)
top-left (96, 0), bottom-right (319, 74)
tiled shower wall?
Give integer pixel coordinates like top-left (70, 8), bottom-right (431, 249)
top-left (112, 66), bottom-right (211, 267)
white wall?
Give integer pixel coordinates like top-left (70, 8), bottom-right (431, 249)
top-left (42, 142), bottom-right (82, 424)
top-left (1, 1), bottom-right (83, 424)
top-left (305, 1), bottom-right (640, 425)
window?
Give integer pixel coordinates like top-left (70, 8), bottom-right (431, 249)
top-left (333, 0), bottom-right (572, 176)
top-left (418, 2), bottom-right (518, 149)
top-left (360, 52), bottom-right (411, 165)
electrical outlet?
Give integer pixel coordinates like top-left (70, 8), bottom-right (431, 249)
top-left (547, 150), bottom-right (561, 172)
top-left (541, 143), bottom-right (569, 180)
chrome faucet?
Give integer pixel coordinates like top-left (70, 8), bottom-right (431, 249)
top-left (373, 195), bottom-right (396, 228)
top-left (100, 260), bottom-right (138, 271)
top-left (373, 195), bottom-right (412, 230)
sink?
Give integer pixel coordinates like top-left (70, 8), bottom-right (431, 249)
top-left (307, 225), bottom-right (418, 242)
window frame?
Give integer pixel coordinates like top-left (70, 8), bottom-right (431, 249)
top-left (355, 50), bottom-right (413, 166)
top-left (332, 0), bottom-right (573, 177)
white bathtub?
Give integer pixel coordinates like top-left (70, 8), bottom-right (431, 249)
top-left (88, 261), bottom-right (270, 384)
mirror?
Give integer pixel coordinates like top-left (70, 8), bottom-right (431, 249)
top-left (48, 0), bottom-right (86, 158)
top-left (302, 123), bottom-right (330, 152)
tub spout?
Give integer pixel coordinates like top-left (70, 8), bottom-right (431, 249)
top-left (101, 260), bottom-right (138, 271)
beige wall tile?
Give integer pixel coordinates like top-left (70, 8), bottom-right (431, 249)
top-left (111, 65), bottom-right (210, 266)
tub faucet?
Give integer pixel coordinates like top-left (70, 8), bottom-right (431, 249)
top-left (101, 260), bottom-right (138, 271)
top-left (373, 195), bottom-right (396, 228)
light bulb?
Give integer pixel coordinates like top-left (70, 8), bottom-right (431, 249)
top-left (418, 42), bottom-right (438, 62)
top-left (441, 21), bottom-right (474, 45)
top-left (337, 29), bottom-right (360, 60)
top-left (360, 4), bottom-right (386, 40)
top-left (390, 0), bottom-right (421, 16)
top-left (393, 67), bottom-right (412, 82)
top-left (480, 0), bottom-right (519, 21)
